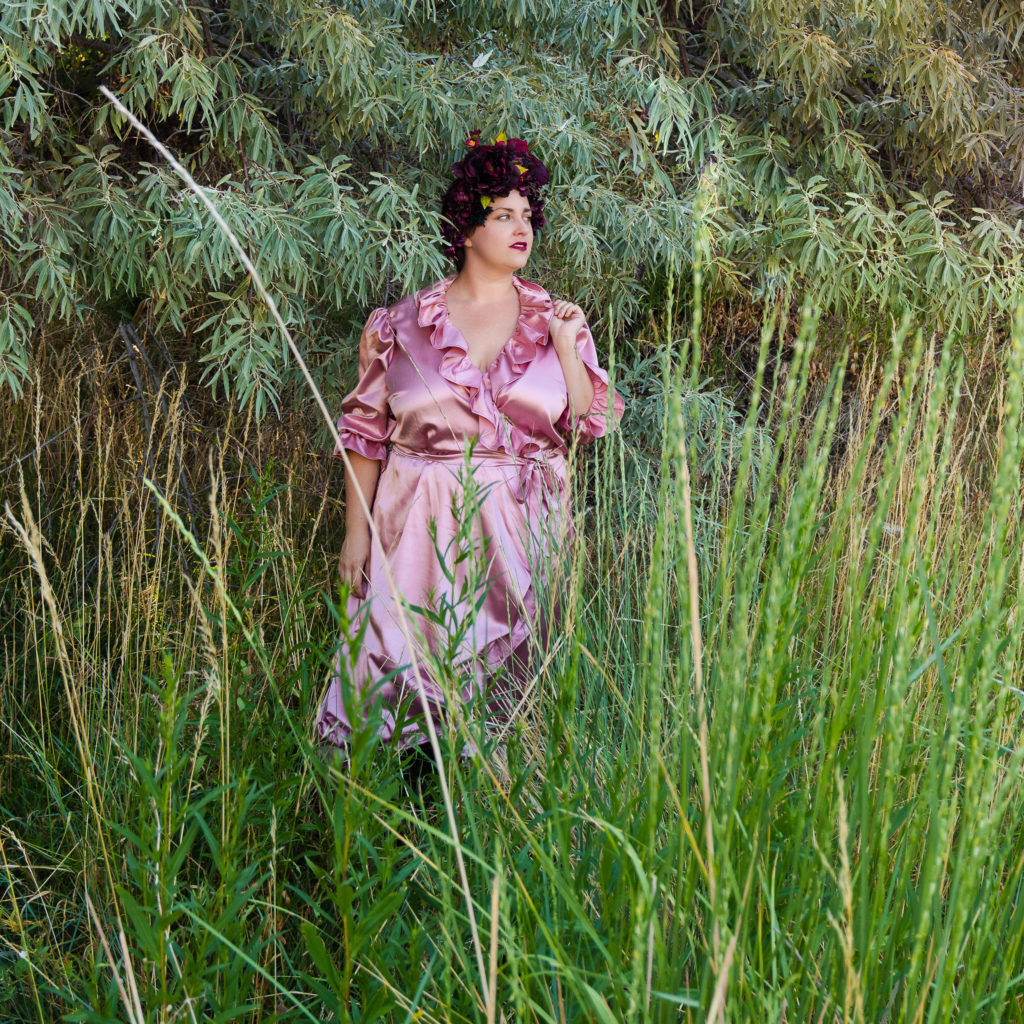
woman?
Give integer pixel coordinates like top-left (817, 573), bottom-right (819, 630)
top-left (316, 132), bottom-right (624, 752)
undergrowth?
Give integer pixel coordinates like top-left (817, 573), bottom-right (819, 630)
top-left (2, 304), bottom-right (1024, 1022)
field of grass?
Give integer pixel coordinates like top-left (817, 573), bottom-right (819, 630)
top-left (2, 298), bottom-right (1024, 1022)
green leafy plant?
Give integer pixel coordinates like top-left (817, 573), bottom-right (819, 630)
top-left (2, 1), bottom-right (1022, 412)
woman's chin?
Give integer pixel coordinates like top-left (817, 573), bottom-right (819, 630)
top-left (468, 250), bottom-right (531, 274)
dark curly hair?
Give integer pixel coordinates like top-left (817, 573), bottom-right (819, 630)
top-left (441, 131), bottom-right (549, 267)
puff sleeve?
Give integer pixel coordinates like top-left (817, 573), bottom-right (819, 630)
top-left (556, 321), bottom-right (626, 441)
top-left (334, 307), bottom-right (395, 461)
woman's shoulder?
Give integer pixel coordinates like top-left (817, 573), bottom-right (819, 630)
top-left (361, 304), bottom-right (395, 338)
top-left (374, 276), bottom-right (454, 332)
top-left (380, 275), bottom-right (451, 314)
top-left (512, 275), bottom-right (552, 307)
top-left (361, 282), bottom-right (434, 338)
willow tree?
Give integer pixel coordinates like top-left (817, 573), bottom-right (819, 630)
top-left (1, 0), bottom-right (1022, 412)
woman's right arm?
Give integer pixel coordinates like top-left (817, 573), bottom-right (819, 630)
top-left (337, 452), bottom-right (382, 594)
top-left (334, 307), bottom-right (395, 593)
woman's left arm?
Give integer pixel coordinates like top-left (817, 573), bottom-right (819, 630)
top-left (549, 299), bottom-right (595, 419)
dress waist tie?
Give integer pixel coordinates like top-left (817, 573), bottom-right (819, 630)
top-left (389, 445), bottom-right (565, 507)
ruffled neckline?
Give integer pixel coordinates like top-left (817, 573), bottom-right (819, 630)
top-left (415, 274), bottom-right (553, 449)
top-left (416, 274), bottom-right (552, 370)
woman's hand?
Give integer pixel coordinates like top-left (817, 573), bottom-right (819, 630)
top-left (549, 299), bottom-right (586, 354)
top-left (549, 298), bottom-right (595, 422)
top-left (337, 531), bottom-right (371, 596)
top-left (338, 450), bottom-right (381, 597)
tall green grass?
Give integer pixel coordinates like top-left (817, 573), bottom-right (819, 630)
top-left (2, 302), bottom-right (1024, 1023)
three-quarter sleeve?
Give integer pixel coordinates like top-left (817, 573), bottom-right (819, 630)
top-left (557, 322), bottom-right (626, 441)
top-left (334, 307), bottom-right (395, 461)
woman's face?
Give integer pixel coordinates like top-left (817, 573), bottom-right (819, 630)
top-left (463, 190), bottom-right (534, 271)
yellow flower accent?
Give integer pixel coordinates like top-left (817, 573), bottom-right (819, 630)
top-left (494, 131), bottom-right (507, 143)
top-left (480, 196), bottom-right (491, 208)
top-left (515, 163), bottom-right (527, 174)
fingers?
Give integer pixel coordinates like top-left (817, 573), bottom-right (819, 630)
top-left (341, 572), bottom-right (366, 599)
top-left (552, 298), bottom-right (584, 320)
top-left (337, 557), bottom-right (367, 596)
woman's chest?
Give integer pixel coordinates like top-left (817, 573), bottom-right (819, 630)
top-left (384, 337), bottom-right (568, 427)
top-left (447, 301), bottom-right (521, 371)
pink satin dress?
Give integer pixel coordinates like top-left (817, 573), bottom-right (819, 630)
top-left (316, 274), bottom-right (624, 749)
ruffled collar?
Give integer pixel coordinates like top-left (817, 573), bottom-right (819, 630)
top-left (416, 274), bottom-right (552, 371)
top-left (414, 274), bottom-right (553, 449)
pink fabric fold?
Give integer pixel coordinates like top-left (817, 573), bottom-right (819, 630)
top-left (334, 306), bottom-right (395, 461)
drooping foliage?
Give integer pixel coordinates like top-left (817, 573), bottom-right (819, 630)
top-left (1, 0), bottom-right (1022, 411)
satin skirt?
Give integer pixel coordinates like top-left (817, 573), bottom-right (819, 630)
top-left (316, 446), bottom-right (569, 750)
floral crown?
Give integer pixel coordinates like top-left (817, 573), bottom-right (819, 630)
top-left (441, 131), bottom-right (549, 261)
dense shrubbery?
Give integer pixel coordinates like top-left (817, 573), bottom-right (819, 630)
top-left (1, 1), bottom-right (1022, 411)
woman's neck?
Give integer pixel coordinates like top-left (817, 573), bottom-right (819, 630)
top-left (449, 264), bottom-right (516, 305)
